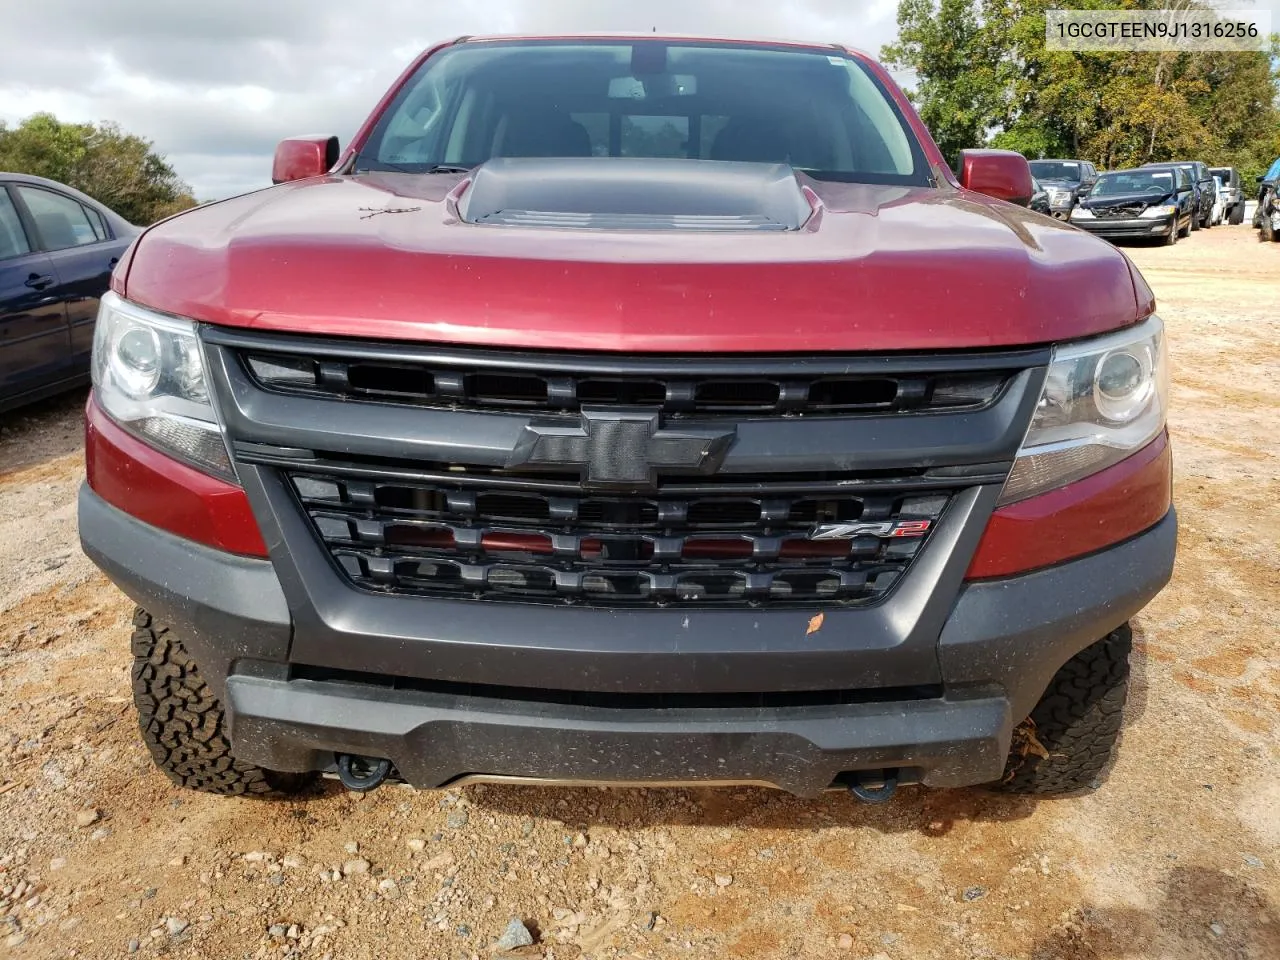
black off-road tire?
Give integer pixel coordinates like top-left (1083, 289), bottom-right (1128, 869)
top-left (992, 625), bottom-right (1131, 795)
top-left (1229, 202), bottom-right (1245, 225)
top-left (130, 608), bottom-right (313, 797)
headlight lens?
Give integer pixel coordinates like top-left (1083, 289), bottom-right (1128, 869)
top-left (999, 315), bottom-right (1168, 504)
top-left (1141, 204), bottom-right (1177, 218)
top-left (91, 292), bottom-right (235, 481)
top-left (1070, 207), bottom-right (1094, 219)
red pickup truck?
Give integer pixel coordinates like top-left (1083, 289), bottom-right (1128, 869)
top-left (79, 35), bottom-right (1174, 802)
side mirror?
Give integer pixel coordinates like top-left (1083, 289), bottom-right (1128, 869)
top-left (272, 136), bottom-right (340, 184)
top-left (957, 149), bottom-right (1034, 206)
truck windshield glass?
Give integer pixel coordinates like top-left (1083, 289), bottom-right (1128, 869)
top-left (355, 40), bottom-right (927, 185)
top-left (1091, 172), bottom-right (1175, 196)
top-left (1028, 161), bottom-right (1081, 180)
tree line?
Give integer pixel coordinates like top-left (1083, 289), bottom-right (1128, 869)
top-left (882, 0), bottom-right (1280, 183)
top-left (0, 113), bottom-right (196, 225)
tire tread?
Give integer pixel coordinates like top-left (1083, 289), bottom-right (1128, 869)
top-left (130, 607), bottom-right (308, 796)
top-left (994, 625), bottom-right (1131, 795)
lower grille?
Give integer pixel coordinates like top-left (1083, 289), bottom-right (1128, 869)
top-left (1094, 203), bottom-right (1147, 219)
top-left (288, 470), bottom-right (953, 608)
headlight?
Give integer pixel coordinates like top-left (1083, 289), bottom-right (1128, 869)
top-left (999, 315), bottom-right (1167, 504)
top-left (1070, 207), bottom-right (1095, 220)
top-left (1140, 204), bottom-right (1177, 218)
top-left (91, 292), bottom-right (235, 481)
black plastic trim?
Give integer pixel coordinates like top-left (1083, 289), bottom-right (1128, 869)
top-left (205, 344), bottom-right (1045, 475)
top-left (226, 675), bottom-right (1010, 796)
top-left (202, 326), bottom-right (1052, 376)
top-left (237, 465), bottom-right (998, 693)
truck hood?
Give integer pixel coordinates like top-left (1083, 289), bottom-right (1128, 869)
top-left (122, 162), bottom-right (1151, 353)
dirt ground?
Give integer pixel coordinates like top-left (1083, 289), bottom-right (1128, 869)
top-left (1, 225), bottom-right (1277, 960)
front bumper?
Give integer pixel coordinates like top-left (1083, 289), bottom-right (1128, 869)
top-left (1071, 216), bottom-right (1176, 239)
top-left (80, 484), bottom-right (1177, 796)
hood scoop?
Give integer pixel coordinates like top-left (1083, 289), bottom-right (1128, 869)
top-left (457, 157), bottom-right (812, 231)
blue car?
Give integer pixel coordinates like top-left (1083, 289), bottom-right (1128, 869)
top-left (1, 173), bottom-right (139, 413)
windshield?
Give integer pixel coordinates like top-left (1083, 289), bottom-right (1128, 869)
top-left (1210, 168), bottom-right (1232, 184)
top-left (1028, 161), bottom-right (1081, 181)
top-left (354, 40), bottom-right (927, 185)
top-left (1091, 171), bottom-right (1177, 197)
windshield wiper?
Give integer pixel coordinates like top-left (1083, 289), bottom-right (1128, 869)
top-left (354, 160), bottom-right (475, 176)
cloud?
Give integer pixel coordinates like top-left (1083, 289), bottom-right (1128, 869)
top-left (0, 0), bottom-right (903, 199)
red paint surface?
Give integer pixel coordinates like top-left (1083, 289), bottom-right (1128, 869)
top-left (84, 396), bottom-right (268, 557)
top-left (118, 37), bottom-right (1153, 354)
top-left (958, 149), bottom-right (1035, 206)
top-left (966, 432), bottom-right (1172, 579)
top-left (272, 136), bottom-right (337, 184)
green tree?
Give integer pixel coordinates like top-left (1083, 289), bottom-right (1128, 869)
top-left (0, 113), bottom-right (196, 224)
top-left (882, 0), bottom-right (1280, 180)
top-left (882, 0), bottom-right (1013, 166)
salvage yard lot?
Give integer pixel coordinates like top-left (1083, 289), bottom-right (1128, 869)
top-left (1, 227), bottom-right (1277, 960)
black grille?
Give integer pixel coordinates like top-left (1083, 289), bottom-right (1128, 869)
top-left (245, 352), bottom-right (1009, 417)
top-left (1093, 203), bottom-right (1147, 219)
top-left (288, 471), bottom-right (952, 608)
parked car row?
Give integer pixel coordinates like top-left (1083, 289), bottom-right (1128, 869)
top-left (1026, 155), bottom-right (1262, 246)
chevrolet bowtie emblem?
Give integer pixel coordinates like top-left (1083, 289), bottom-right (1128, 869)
top-left (509, 408), bottom-right (736, 490)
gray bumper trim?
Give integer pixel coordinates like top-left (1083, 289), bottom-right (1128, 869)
top-left (941, 509), bottom-right (1177, 719)
top-left (78, 484), bottom-right (291, 699)
top-left (227, 675), bottom-right (1010, 797)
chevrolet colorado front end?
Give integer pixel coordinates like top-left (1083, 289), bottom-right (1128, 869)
top-left (79, 36), bottom-right (1175, 800)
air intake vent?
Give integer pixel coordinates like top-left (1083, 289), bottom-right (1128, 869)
top-left (458, 157), bottom-right (813, 231)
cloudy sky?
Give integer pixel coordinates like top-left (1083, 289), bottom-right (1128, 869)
top-left (0, 1), bottom-right (1276, 201)
top-left (0, 0), bottom-right (903, 199)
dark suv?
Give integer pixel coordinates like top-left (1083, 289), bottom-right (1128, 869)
top-left (1027, 159), bottom-right (1098, 219)
top-left (1142, 161), bottom-right (1215, 230)
top-left (78, 36), bottom-right (1176, 803)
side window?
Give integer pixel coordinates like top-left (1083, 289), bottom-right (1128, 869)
top-left (0, 191), bottom-right (33, 260)
top-left (84, 205), bottom-right (108, 241)
top-left (17, 186), bottom-right (104, 250)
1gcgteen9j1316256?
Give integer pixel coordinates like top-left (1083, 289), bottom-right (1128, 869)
top-left (79, 35), bottom-right (1174, 803)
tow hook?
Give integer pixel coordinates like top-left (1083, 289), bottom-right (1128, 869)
top-left (847, 770), bottom-right (898, 804)
top-left (335, 753), bottom-right (393, 792)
